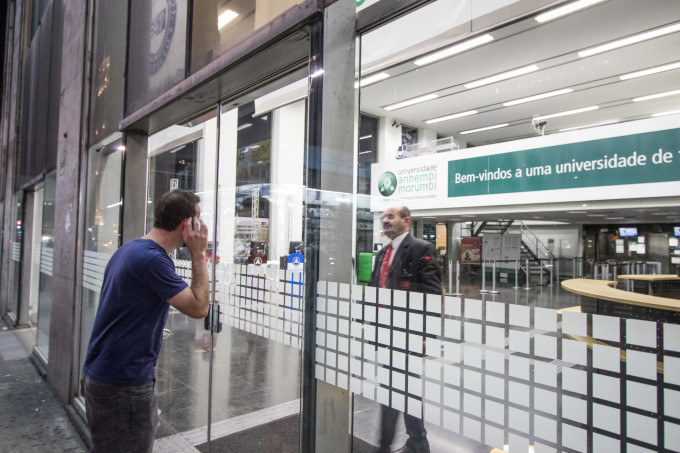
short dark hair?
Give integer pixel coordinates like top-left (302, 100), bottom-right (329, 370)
top-left (153, 190), bottom-right (200, 231)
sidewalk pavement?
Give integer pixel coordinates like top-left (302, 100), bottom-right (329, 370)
top-left (0, 318), bottom-right (86, 453)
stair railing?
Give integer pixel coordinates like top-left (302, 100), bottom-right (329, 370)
top-left (519, 222), bottom-right (557, 261)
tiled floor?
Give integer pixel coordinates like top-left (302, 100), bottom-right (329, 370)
top-left (0, 320), bottom-right (86, 453)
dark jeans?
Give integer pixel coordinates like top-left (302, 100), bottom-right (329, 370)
top-left (379, 405), bottom-right (429, 453)
top-left (82, 375), bottom-right (158, 453)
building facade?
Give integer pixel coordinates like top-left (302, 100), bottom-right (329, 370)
top-left (1, 0), bottom-right (680, 451)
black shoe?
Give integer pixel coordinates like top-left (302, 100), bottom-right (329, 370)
top-left (392, 443), bottom-right (430, 453)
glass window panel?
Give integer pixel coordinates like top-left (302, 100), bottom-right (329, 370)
top-left (35, 171), bottom-right (57, 359)
top-left (88, 0), bottom-right (128, 143)
top-left (76, 135), bottom-right (124, 394)
top-left (127, 0), bottom-right (188, 114)
top-left (352, 1), bottom-right (680, 451)
top-left (7, 192), bottom-right (23, 319)
top-left (189, 0), bottom-right (305, 74)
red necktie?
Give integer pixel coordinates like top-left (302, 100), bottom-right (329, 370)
top-left (379, 244), bottom-right (392, 288)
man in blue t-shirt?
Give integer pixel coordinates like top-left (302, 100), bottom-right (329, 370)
top-left (82, 189), bottom-right (210, 453)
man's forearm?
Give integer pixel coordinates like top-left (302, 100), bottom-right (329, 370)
top-left (190, 253), bottom-right (210, 310)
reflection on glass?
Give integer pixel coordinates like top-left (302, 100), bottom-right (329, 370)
top-left (35, 171), bottom-right (57, 359)
top-left (127, 0), bottom-right (188, 114)
top-left (88, 0), bottom-right (128, 143)
top-left (189, 0), bottom-right (305, 74)
top-left (77, 136), bottom-right (124, 390)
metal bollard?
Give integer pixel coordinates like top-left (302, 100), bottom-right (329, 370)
top-left (572, 258), bottom-right (577, 278)
top-left (539, 260), bottom-right (545, 286)
top-left (524, 259), bottom-right (532, 291)
top-left (594, 264), bottom-right (599, 280)
top-left (454, 261), bottom-right (462, 296)
top-left (479, 261), bottom-right (489, 293)
top-left (548, 258), bottom-right (555, 287)
top-left (448, 259), bottom-right (453, 294)
top-left (490, 261), bottom-right (500, 294)
top-left (514, 260), bottom-right (522, 289)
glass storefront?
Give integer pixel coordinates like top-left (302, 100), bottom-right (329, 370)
top-left (337, 1), bottom-right (680, 451)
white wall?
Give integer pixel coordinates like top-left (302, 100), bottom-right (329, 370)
top-left (270, 99), bottom-right (306, 262)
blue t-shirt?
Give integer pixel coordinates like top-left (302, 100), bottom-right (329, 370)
top-left (84, 238), bottom-right (188, 385)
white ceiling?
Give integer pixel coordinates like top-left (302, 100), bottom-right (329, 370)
top-left (359, 0), bottom-right (680, 224)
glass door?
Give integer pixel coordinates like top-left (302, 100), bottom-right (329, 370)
top-left (203, 81), bottom-right (309, 451)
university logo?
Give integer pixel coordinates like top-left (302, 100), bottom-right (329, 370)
top-left (149, 0), bottom-right (177, 75)
top-left (378, 172), bottom-right (397, 196)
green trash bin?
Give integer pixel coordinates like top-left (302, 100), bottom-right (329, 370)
top-left (358, 252), bottom-right (376, 283)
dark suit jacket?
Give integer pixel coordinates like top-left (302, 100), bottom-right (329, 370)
top-left (369, 234), bottom-right (442, 295)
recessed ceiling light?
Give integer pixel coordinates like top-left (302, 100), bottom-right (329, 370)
top-left (464, 65), bottom-right (540, 89)
top-left (652, 109), bottom-right (680, 117)
top-left (414, 34), bottom-right (494, 66)
top-left (383, 93), bottom-right (439, 111)
top-left (503, 89), bottom-right (573, 107)
top-left (355, 72), bottom-right (390, 88)
top-left (535, 0), bottom-right (606, 23)
top-left (633, 89), bottom-right (680, 102)
top-left (559, 120), bottom-right (618, 132)
top-left (425, 110), bottom-right (477, 124)
top-left (359, 134), bottom-right (373, 140)
top-left (620, 62), bottom-right (680, 80)
top-left (460, 123), bottom-right (509, 135)
top-left (578, 22), bottom-right (680, 58)
top-left (534, 105), bottom-right (599, 121)
top-left (218, 9), bottom-right (239, 29)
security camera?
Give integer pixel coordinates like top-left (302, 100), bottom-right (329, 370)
top-left (531, 116), bottom-right (547, 136)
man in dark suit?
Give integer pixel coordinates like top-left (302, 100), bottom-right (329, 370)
top-left (369, 205), bottom-right (442, 453)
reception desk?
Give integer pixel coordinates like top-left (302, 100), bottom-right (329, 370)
top-left (618, 274), bottom-right (680, 297)
top-left (561, 278), bottom-right (680, 322)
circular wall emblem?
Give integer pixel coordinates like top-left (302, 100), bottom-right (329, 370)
top-left (149, 0), bottom-right (177, 75)
top-left (378, 172), bottom-right (397, 197)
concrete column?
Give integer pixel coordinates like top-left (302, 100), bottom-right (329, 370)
top-left (1, 0), bottom-right (25, 317)
top-left (307, 1), bottom-right (356, 452)
top-left (122, 132), bottom-right (149, 243)
top-left (47, 0), bottom-right (88, 403)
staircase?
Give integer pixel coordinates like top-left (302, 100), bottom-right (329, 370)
top-left (519, 222), bottom-right (557, 282)
top-left (470, 220), bottom-right (557, 282)
top-left (471, 219), bottom-right (514, 237)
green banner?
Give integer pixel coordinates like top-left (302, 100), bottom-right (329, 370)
top-left (448, 129), bottom-right (680, 197)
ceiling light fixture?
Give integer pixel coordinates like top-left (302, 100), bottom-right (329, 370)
top-left (464, 65), bottom-right (540, 89)
top-left (633, 89), bottom-right (680, 102)
top-left (414, 34), bottom-right (494, 66)
top-left (535, 0), bottom-right (606, 23)
top-left (578, 22), bottom-right (680, 58)
top-left (503, 88), bottom-right (573, 106)
top-left (355, 72), bottom-right (390, 88)
top-left (460, 123), bottom-right (509, 135)
top-left (425, 110), bottom-right (477, 124)
top-left (559, 120), bottom-right (618, 131)
top-left (652, 109), bottom-right (680, 117)
top-left (534, 105), bottom-right (599, 121)
top-left (384, 93), bottom-right (439, 111)
top-left (237, 123), bottom-right (252, 131)
top-left (620, 61), bottom-right (680, 80)
top-left (218, 9), bottom-right (239, 29)
top-left (359, 134), bottom-right (373, 140)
